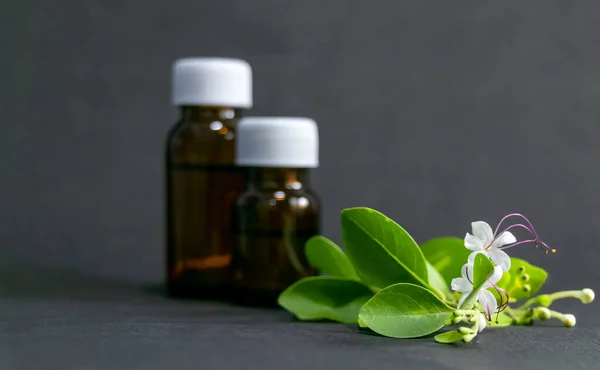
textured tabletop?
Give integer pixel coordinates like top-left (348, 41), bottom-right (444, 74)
top-left (0, 263), bottom-right (598, 370)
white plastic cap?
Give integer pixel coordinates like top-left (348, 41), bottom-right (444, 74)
top-left (171, 57), bottom-right (252, 108)
top-left (236, 117), bottom-right (319, 168)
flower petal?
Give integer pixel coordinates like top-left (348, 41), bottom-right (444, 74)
top-left (471, 221), bottom-right (494, 244)
top-left (479, 289), bottom-right (498, 318)
top-left (464, 233), bottom-right (484, 251)
top-left (489, 265), bottom-right (504, 284)
top-left (451, 277), bottom-right (472, 293)
top-left (489, 249), bottom-right (511, 272)
top-left (477, 313), bottom-right (487, 332)
top-left (489, 230), bottom-right (517, 250)
top-left (460, 262), bottom-right (475, 283)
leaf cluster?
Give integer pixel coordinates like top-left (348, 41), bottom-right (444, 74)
top-left (278, 207), bottom-right (551, 341)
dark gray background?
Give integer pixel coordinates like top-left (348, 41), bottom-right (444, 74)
top-left (1, 0), bottom-right (599, 292)
top-left (2, 1), bottom-right (600, 369)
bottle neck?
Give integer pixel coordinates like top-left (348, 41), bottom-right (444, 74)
top-left (180, 106), bottom-right (243, 121)
top-left (247, 167), bottom-right (311, 191)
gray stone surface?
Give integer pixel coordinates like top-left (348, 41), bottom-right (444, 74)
top-left (0, 265), bottom-right (598, 370)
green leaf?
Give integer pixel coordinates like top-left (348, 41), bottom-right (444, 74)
top-left (426, 261), bottom-right (452, 302)
top-left (305, 236), bottom-right (358, 279)
top-left (420, 237), bottom-right (470, 286)
top-left (488, 312), bottom-right (514, 327)
top-left (358, 283), bottom-right (454, 338)
top-left (434, 330), bottom-right (467, 344)
top-left (496, 258), bottom-right (548, 301)
top-left (340, 207), bottom-right (429, 290)
top-left (277, 276), bottom-right (373, 323)
top-left (357, 317), bottom-right (368, 328)
top-left (460, 254), bottom-right (495, 310)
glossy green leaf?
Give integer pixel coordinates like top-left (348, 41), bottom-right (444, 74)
top-left (420, 237), bottom-right (470, 286)
top-left (434, 330), bottom-right (467, 344)
top-left (277, 276), bottom-right (373, 323)
top-left (460, 254), bottom-right (495, 310)
top-left (496, 258), bottom-right (548, 301)
top-left (358, 283), bottom-right (454, 338)
top-left (358, 317), bottom-right (368, 328)
top-left (341, 207), bottom-right (429, 290)
top-left (426, 261), bottom-right (452, 302)
top-left (305, 236), bottom-right (358, 279)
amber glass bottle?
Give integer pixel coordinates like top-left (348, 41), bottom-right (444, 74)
top-left (165, 58), bottom-right (252, 298)
top-left (231, 117), bottom-right (320, 306)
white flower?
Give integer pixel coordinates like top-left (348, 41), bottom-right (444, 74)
top-left (464, 221), bottom-right (516, 272)
top-left (477, 313), bottom-right (487, 332)
top-left (451, 262), bottom-right (504, 318)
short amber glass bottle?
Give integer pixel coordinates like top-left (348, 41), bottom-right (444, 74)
top-left (165, 58), bottom-right (252, 298)
top-left (231, 117), bottom-right (321, 306)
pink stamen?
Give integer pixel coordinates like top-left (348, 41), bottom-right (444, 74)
top-left (465, 266), bottom-right (473, 285)
top-left (484, 281), bottom-right (509, 323)
top-left (493, 213), bottom-right (554, 253)
top-left (497, 223), bottom-right (536, 237)
top-left (483, 299), bottom-right (492, 321)
top-left (493, 213), bottom-right (538, 236)
top-left (499, 239), bottom-right (538, 250)
top-left (490, 281), bottom-right (509, 312)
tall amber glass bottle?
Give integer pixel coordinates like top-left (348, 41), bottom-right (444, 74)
top-left (166, 58), bottom-right (252, 298)
top-left (231, 117), bottom-right (320, 306)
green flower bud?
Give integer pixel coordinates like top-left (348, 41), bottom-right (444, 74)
top-left (535, 307), bottom-right (551, 320)
top-left (452, 316), bottom-right (465, 324)
top-left (563, 314), bottom-right (576, 327)
top-left (458, 327), bottom-right (472, 335)
top-left (538, 294), bottom-right (553, 307)
top-left (462, 333), bottom-right (475, 343)
top-left (581, 289), bottom-right (595, 304)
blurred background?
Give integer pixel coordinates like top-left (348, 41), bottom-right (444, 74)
top-left (1, 0), bottom-right (598, 292)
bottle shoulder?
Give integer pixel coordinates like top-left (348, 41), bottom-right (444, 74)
top-left (168, 118), bottom-right (237, 143)
top-left (235, 188), bottom-right (320, 211)
top-left (166, 118), bottom-right (237, 163)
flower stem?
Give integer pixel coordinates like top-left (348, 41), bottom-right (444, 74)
top-left (502, 306), bottom-right (519, 322)
top-left (514, 308), bottom-right (535, 325)
top-left (460, 316), bottom-right (480, 343)
top-left (453, 309), bottom-right (479, 317)
top-left (549, 310), bottom-right (576, 326)
top-left (547, 290), bottom-right (585, 300)
top-left (517, 290), bottom-right (584, 310)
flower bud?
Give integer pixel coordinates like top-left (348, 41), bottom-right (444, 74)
top-left (452, 316), bottom-right (464, 324)
top-left (581, 289), bottom-right (595, 304)
top-left (458, 327), bottom-right (472, 335)
top-left (538, 294), bottom-right (553, 307)
top-left (535, 307), bottom-right (551, 320)
top-left (462, 333), bottom-right (475, 343)
top-left (563, 314), bottom-right (576, 327)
